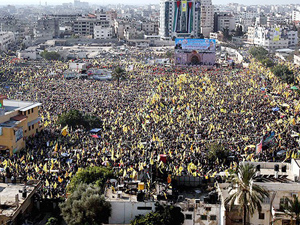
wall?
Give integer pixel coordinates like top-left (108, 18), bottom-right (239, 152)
top-left (109, 201), bottom-right (155, 224)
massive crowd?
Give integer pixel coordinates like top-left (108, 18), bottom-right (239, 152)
top-left (0, 47), bottom-right (300, 199)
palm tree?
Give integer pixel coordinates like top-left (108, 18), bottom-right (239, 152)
top-left (281, 196), bottom-right (300, 225)
top-left (112, 66), bottom-right (126, 87)
top-left (225, 163), bottom-right (269, 225)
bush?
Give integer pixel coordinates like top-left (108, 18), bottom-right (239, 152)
top-left (57, 109), bottom-right (102, 130)
top-left (131, 203), bottom-right (184, 225)
top-left (60, 184), bottom-right (111, 225)
top-left (271, 65), bottom-right (294, 84)
top-left (68, 166), bottom-right (114, 193)
top-left (41, 50), bottom-right (61, 60)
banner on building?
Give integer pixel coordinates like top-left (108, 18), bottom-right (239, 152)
top-left (182, 1), bottom-right (187, 12)
top-left (273, 27), bottom-right (280, 41)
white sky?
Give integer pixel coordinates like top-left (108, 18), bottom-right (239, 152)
top-left (0, 0), bottom-right (299, 6)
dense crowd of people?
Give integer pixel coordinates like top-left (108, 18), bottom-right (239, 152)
top-left (0, 47), bottom-right (299, 199)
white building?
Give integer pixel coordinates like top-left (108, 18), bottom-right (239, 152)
top-left (94, 26), bottom-right (112, 39)
top-left (294, 54), bottom-right (300, 66)
top-left (218, 160), bottom-right (300, 225)
top-left (0, 32), bottom-right (15, 51)
top-left (159, 0), bottom-right (214, 39)
top-left (247, 26), bottom-right (298, 51)
top-left (292, 10), bottom-right (300, 23)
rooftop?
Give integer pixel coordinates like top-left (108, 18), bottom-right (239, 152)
top-left (2, 99), bottom-right (41, 114)
top-left (0, 181), bottom-right (40, 218)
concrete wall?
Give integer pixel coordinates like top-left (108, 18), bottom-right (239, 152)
top-left (109, 201), bottom-right (155, 224)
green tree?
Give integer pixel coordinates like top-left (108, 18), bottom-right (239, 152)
top-left (57, 109), bottom-right (102, 130)
top-left (271, 65), bottom-right (294, 84)
top-left (207, 142), bottom-right (229, 164)
top-left (281, 196), bottom-right (300, 225)
top-left (41, 50), bottom-right (61, 60)
top-left (68, 166), bottom-right (114, 193)
top-left (60, 184), bottom-right (111, 225)
top-left (57, 109), bottom-right (85, 128)
top-left (249, 47), bottom-right (268, 61)
top-left (131, 203), bottom-right (184, 225)
top-left (225, 163), bottom-right (269, 225)
top-left (112, 66), bottom-right (126, 87)
top-left (260, 58), bottom-right (274, 68)
top-left (46, 217), bottom-right (59, 225)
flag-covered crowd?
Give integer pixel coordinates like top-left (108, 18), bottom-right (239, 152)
top-left (0, 48), bottom-right (300, 199)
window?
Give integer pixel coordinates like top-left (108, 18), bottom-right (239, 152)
top-left (210, 215), bottom-right (217, 220)
top-left (28, 126), bottom-right (31, 131)
top-left (137, 207), bottom-right (152, 210)
top-left (32, 125), bottom-right (34, 129)
top-left (201, 215), bottom-right (207, 220)
top-left (28, 110), bottom-right (30, 115)
top-left (31, 108), bottom-right (33, 113)
top-left (24, 111), bottom-right (26, 116)
top-left (259, 212), bottom-right (265, 220)
top-left (185, 214), bottom-right (192, 220)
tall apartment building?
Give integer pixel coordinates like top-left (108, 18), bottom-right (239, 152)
top-left (73, 16), bottom-right (109, 38)
top-left (159, 0), bottom-right (214, 39)
top-left (213, 12), bottom-right (235, 33)
top-left (0, 32), bottom-right (15, 51)
top-left (34, 17), bottom-right (59, 39)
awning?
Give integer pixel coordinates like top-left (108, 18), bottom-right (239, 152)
top-left (11, 114), bottom-right (28, 122)
top-left (90, 128), bottom-right (101, 133)
top-left (27, 117), bottom-right (42, 127)
top-left (0, 145), bottom-right (8, 151)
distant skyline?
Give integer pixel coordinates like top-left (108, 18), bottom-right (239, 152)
top-left (1, 0), bottom-right (300, 6)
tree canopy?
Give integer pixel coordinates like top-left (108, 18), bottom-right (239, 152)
top-left (57, 109), bottom-right (102, 130)
top-left (41, 50), bottom-right (61, 61)
top-left (68, 166), bottom-right (114, 193)
top-left (271, 65), bottom-right (295, 84)
top-left (207, 142), bottom-right (229, 164)
top-left (281, 196), bottom-right (300, 225)
top-left (131, 203), bottom-right (184, 225)
top-left (60, 184), bottom-right (111, 225)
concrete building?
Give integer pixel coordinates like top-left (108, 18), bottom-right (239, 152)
top-left (247, 26), bottom-right (298, 51)
top-left (159, 0), bottom-right (214, 39)
top-left (214, 12), bottom-right (235, 33)
top-left (0, 32), bottom-right (15, 51)
top-left (0, 180), bottom-right (41, 225)
top-left (73, 16), bottom-right (109, 38)
top-left (34, 17), bottom-right (59, 39)
top-left (292, 10), bottom-right (300, 24)
top-left (217, 160), bottom-right (300, 225)
top-left (94, 26), bottom-right (113, 39)
top-left (0, 95), bottom-right (43, 156)
top-left (105, 180), bottom-right (220, 225)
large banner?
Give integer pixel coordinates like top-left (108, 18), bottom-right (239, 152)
top-left (175, 38), bottom-right (216, 66)
top-left (175, 38), bottom-right (216, 52)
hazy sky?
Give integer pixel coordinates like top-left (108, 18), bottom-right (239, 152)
top-left (1, 0), bottom-right (299, 6)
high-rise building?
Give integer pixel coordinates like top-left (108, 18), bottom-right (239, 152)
top-left (159, 0), bottom-right (214, 39)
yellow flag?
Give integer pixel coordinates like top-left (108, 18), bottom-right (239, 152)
top-left (43, 163), bottom-right (48, 172)
top-left (61, 125), bottom-right (68, 136)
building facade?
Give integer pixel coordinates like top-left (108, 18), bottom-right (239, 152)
top-left (0, 32), bottom-right (15, 51)
top-left (159, 0), bottom-right (214, 39)
top-left (247, 26), bottom-right (298, 51)
top-left (0, 95), bottom-right (43, 156)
